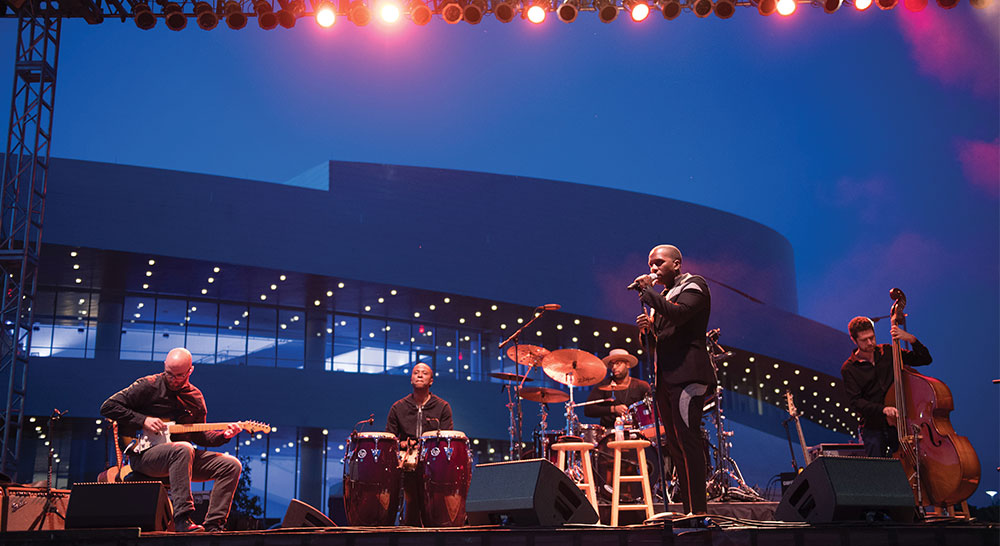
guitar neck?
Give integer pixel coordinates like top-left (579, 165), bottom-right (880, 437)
top-left (168, 422), bottom-right (233, 434)
top-left (794, 417), bottom-right (811, 465)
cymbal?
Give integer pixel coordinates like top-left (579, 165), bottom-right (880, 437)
top-left (505, 344), bottom-right (550, 367)
top-left (598, 382), bottom-right (628, 391)
top-left (541, 349), bottom-right (607, 387)
top-left (519, 387), bottom-right (569, 403)
top-left (490, 372), bottom-right (534, 383)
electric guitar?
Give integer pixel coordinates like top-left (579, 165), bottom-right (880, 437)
top-left (785, 390), bottom-right (812, 469)
top-left (132, 420), bottom-right (271, 453)
top-left (97, 420), bottom-right (132, 482)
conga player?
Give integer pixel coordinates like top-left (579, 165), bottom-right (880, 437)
top-left (385, 363), bottom-right (454, 526)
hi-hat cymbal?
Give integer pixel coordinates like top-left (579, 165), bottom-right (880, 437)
top-left (490, 372), bottom-right (534, 383)
top-left (541, 349), bottom-right (606, 387)
top-left (598, 382), bottom-right (629, 391)
top-left (505, 344), bottom-right (550, 367)
top-left (519, 387), bottom-right (569, 403)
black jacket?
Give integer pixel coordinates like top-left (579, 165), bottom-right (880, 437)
top-left (385, 393), bottom-right (453, 440)
top-left (640, 273), bottom-right (715, 387)
top-left (584, 376), bottom-right (651, 428)
top-left (841, 341), bottom-right (932, 430)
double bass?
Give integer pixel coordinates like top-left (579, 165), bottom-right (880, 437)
top-left (884, 288), bottom-right (980, 508)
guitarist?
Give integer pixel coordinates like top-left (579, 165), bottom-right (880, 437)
top-left (841, 316), bottom-right (932, 458)
top-left (385, 363), bottom-right (453, 526)
top-left (100, 347), bottom-right (243, 533)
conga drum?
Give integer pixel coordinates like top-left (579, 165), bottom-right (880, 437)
top-left (343, 432), bottom-right (401, 526)
top-left (419, 430), bottom-right (472, 526)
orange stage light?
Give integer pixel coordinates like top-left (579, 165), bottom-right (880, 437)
top-left (381, 2), bottom-right (401, 22)
top-left (316, 2), bottom-right (337, 26)
top-left (855, 0), bottom-right (872, 8)
top-left (628, 0), bottom-right (650, 20)
top-left (776, 0), bottom-right (796, 14)
top-left (526, 4), bottom-right (546, 22)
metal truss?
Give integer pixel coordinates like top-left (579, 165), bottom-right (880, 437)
top-left (0, 1), bottom-right (60, 480)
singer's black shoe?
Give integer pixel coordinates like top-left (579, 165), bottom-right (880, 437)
top-left (174, 517), bottom-right (205, 533)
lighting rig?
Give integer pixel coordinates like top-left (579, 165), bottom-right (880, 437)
top-left (0, 0), bottom-right (992, 28)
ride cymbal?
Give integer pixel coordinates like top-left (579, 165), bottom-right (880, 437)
top-left (489, 372), bottom-right (534, 382)
top-left (541, 348), bottom-right (606, 387)
top-left (519, 387), bottom-right (570, 403)
top-left (505, 344), bottom-right (550, 367)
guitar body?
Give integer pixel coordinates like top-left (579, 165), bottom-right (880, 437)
top-left (885, 366), bottom-right (981, 506)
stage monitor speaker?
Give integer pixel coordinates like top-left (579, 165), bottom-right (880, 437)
top-left (0, 486), bottom-right (70, 531)
top-left (65, 481), bottom-right (174, 531)
top-left (282, 498), bottom-right (336, 528)
top-left (466, 458), bottom-right (599, 526)
top-left (775, 456), bottom-right (915, 523)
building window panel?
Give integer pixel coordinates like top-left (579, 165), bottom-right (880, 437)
top-left (331, 314), bottom-right (360, 372)
top-left (217, 304), bottom-right (249, 365)
top-left (153, 298), bottom-right (187, 361)
top-left (247, 306), bottom-right (277, 367)
top-left (276, 309), bottom-right (304, 369)
top-left (359, 317), bottom-right (386, 374)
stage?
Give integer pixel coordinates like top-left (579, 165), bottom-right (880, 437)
top-left (2, 518), bottom-right (997, 546)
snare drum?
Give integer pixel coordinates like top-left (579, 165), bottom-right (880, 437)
top-left (343, 432), bottom-right (401, 526)
top-left (628, 398), bottom-right (666, 440)
top-left (575, 424), bottom-right (605, 445)
top-left (419, 430), bottom-right (472, 527)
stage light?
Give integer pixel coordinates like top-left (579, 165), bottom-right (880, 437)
top-left (970, 0), bottom-right (990, 7)
top-left (408, 0), bottom-right (432, 23)
top-left (465, 0), bottom-right (486, 23)
top-left (225, 0), bottom-right (248, 28)
top-left (875, 0), bottom-right (895, 9)
top-left (164, 2), bottom-right (186, 30)
top-left (594, 0), bottom-right (618, 21)
top-left (442, 0), bottom-right (464, 22)
top-left (903, 0), bottom-right (925, 10)
top-left (713, 0), bottom-right (734, 17)
top-left (626, 0), bottom-right (650, 20)
top-left (525, 0), bottom-right (546, 22)
top-left (493, 0), bottom-right (518, 21)
top-left (194, 1), bottom-right (218, 29)
top-left (935, 0), bottom-right (958, 7)
top-left (691, 0), bottom-right (712, 16)
top-left (316, 0), bottom-right (337, 25)
top-left (254, 0), bottom-right (279, 28)
top-left (756, 0), bottom-right (777, 14)
top-left (659, 0), bottom-right (681, 18)
top-left (381, 1), bottom-right (401, 21)
top-left (132, 2), bottom-right (156, 29)
top-left (854, 0), bottom-right (872, 8)
top-left (349, 0), bottom-right (372, 24)
top-left (776, 0), bottom-right (796, 14)
top-left (557, 0), bottom-right (578, 21)
top-left (277, 0), bottom-right (304, 27)
top-left (821, 0), bottom-right (841, 12)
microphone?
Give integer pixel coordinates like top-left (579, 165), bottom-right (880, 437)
top-left (627, 274), bottom-right (657, 291)
top-left (536, 304), bottom-right (561, 311)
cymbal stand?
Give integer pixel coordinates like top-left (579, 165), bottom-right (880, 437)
top-left (498, 306), bottom-right (556, 460)
top-left (29, 408), bottom-right (67, 531)
top-left (704, 333), bottom-right (764, 501)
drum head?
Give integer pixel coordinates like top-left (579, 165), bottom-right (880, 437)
top-left (421, 430), bottom-right (467, 440)
top-left (354, 431), bottom-right (397, 440)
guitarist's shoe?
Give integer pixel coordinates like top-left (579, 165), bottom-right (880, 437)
top-left (174, 517), bottom-right (205, 533)
top-left (204, 520), bottom-right (226, 533)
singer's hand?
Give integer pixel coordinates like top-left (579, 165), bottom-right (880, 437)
top-left (633, 273), bottom-right (656, 290)
top-left (636, 312), bottom-right (653, 333)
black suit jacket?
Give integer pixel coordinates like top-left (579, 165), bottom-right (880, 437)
top-left (640, 273), bottom-right (715, 387)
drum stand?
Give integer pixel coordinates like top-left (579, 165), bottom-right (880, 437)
top-left (704, 333), bottom-right (765, 502)
top-left (29, 409), bottom-right (67, 531)
top-left (498, 306), bottom-right (557, 461)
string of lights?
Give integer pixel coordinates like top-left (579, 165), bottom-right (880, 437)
top-left (0, 0), bottom-right (991, 30)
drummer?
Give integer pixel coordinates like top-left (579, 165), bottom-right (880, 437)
top-left (584, 348), bottom-right (651, 428)
top-left (385, 362), bottom-right (454, 526)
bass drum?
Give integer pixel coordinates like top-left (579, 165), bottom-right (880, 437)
top-left (592, 432), bottom-right (668, 504)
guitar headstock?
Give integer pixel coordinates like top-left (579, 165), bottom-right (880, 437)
top-left (237, 420), bottom-right (272, 434)
top-left (784, 390), bottom-right (798, 417)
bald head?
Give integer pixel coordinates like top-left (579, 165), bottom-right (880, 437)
top-left (411, 363), bottom-right (434, 391)
top-left (164, 347), bottom-right (193, 391)
top-left (648, 244), bottom-right (684, 285)
top-left (651, 244), bottom-right (682, 263)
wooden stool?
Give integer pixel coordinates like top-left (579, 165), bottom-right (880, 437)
top-left (551, 441), bottom-right (598, 511)
top-left (606, 438), bottom-right (654, 526)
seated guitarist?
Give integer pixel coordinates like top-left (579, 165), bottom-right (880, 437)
top-left (385, 363), bottom-right (453, 526)
top-left (100, 347), bottom-right (243, 533)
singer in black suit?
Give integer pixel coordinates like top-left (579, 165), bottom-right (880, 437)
top-left (634, 244), bottom-right (714, 515)
top-left (385, 363), bottom-right (453, 526)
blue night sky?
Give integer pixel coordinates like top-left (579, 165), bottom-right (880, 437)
top-left (2, 5), bottom-right (998, 500)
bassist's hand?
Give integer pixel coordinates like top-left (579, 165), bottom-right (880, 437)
top-left (890, 325), bottom-right (916, 344)
top-left (143, 416), bottom-right (167, 434)
top-left (883, 406), bottom-right (898, 426)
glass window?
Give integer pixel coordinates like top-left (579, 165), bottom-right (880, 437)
top-left (276, 309), bottom-right (304, 369)
top-left (331, 314), bottom-right (359, 372)
top-left (412, 322), bottom-right (435, 371)
top-left (186, 301), bottom-right (218, 364)
top-left (263, 426), bottom-right (297, 519)
top-left (121, 295), bottom-right (155, 361)
top-left (51, 291), bottom-right (95, 358)
top-left (385, 320), bottom-right (412, 375)
top-left (436, 327), bottom-right (458, 379)
top-left (153, 298), bottom-right (186, 361)
top-left (218, 304), bottom-right (248, 365)
top-left (247, 306), bottom-right (276, 367)
top-left (29, 289), bottom-right (56, 357)
top-left (359, 317), bottom-right (386, 374)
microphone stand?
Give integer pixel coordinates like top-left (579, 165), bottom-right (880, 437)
top-left (29, 409), bottom-right (67, 531)
top-left (498, 306), bottom-right (555, 461)
top-left (634, 292), bottom-right (673, 509)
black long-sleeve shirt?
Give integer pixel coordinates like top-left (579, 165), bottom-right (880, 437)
top-left (640, 273), bottom-right (715, 387)
top-left (385, 393), bottom-right (453, 441)
top-left (840, 341), bottom-right (932, 430)
top-left (584, 376), bottom-right (651, 428)
top-left (100, 373), bottom-right (229, 448)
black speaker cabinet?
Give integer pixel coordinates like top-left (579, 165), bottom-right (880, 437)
top-left (775, 456), bottom-right (915, 523)
top-left (282, 498), bottom-right (336, 527)
top-left (466, 459), bottom-right (599, 526)
top-left (65, 481), bottom-right (174, 531)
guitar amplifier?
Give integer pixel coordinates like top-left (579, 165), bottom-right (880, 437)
top-left (0, 485), bottom-right (71, 531)
top-left (807, 443), bottom-right (867, 459)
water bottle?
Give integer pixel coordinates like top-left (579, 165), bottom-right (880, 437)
top-left (614, 416), bottom-right (624, 442)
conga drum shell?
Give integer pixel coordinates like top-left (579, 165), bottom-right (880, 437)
top-left (344, 432), bottom-right (401, 526)
top-left (420, 430), bottom-right (472, 527)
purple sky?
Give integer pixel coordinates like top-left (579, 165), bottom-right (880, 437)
top-left (1, 4), bottom-right (997, 501)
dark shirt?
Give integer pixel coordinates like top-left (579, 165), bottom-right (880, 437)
top-left (385, 393), bottom-right (453, 441)
top-left (100, 373), bottom-right (228, 447)
top-left (640, 273), bottom-right (715, 387)
top-left (584, 376), bottom-right (651, 428)
top-left (841, 341), bottom-right (932, 430)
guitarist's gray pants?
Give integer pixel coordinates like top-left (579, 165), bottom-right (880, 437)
top-left (131, 441), bottom-right (243, 526)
